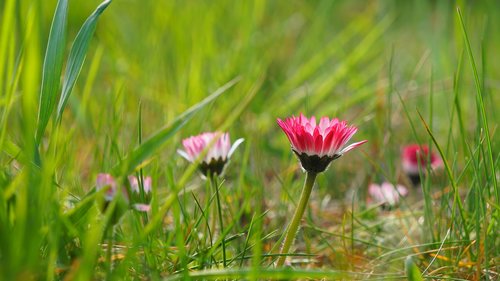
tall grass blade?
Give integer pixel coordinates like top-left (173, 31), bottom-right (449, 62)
top-left (417, 110), bottom-right (469, 238)
top-left (457, 8), bottom-right (497, 196)
top-left (36, 0), bottom-right (68, 143)
top-left (56, 0), bottom-right (112, 122)
top-left (0, 0), bottom-right (15, 95)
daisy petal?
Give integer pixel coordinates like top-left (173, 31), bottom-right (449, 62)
top-left (339, 140), bottom-right (368, 155)
top-left (228, 138), bottom-right (245, 158)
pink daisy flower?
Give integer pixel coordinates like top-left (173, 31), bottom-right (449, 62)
top-left (128, 175), bottom-right (152, 212)
top-left (178, 132), bottom-right (244, 176)
top-left (402, 144), bottom-right (442, 185)
top-left (96, 173), bottom-right (119, 201)
top-left (277, 113), bottom-right (367, 173)
top-left (95, 174), bottom-right (130, 221)
top-left (368, 182), bottom-right (408, 208)
top-left (128, 175), bottom-right (152, 194)
top-left (96, 174), bottom-right (154, 212)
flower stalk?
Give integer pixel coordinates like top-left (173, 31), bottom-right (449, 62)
top-left (210, 175), bottom-right (227, 268)
top-left (106, 225), bottom-right (115, 278)
top-left (178, 131), bottom-right (244, 269)
top-left (276, 171), bottom-right (317, 267)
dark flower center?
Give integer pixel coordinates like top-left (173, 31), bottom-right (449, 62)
top-left (407, 173), bottom-right (421, 186)
top-left (293, 150), bottom-right (341, 173)
top-left (199, 157), bottom-right (227, 177)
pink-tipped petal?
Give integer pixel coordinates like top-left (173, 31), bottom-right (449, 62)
top-left (180, 132), bottom-right (234, 163)
top-left (133, 204), bottom-right (151, 212)
top-left (228, 138), bottom-right (245, 158)
top-left (339, 140), bottom-right (368, 155)
top-left (143, 177), bottom-right (152, 193)
top-left (128, 175), bottom-right (152, 194)
top-left (179, 132), bottom-right (243, 176)
top-left (397, 185), bottom-right (409, 196)
top-left (369, 182), bottom-right (408, 207)
top-left (128, 175), bottom-right (139, 192)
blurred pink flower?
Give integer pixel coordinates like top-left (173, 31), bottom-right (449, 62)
top-left (95, 173), bottom-right (155, 218)
top-left (368, 182), bottom-right (408, 207)
top-left (402, 144), bottom-right (442, 185)
top-left (95, 173), bottom-right (130, 222)
top-left (133, 203), bottom-right (151, 212)
top-left (277, 113), bottom-right (367, 173)
top-left (128, 175), bottom-right (152, 194)
top-left (96, 173), bottom-right (118, 201)
top-left (178, 132), bottom-right (244, 176)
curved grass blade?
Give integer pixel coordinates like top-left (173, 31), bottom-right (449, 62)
top-left (36, 0), bottom-right (68, 143)
top-left (113, 77), bottom-right (241, 176)
top-left (417, 110), bottom-right (469, 238)
top-left (163, 268), bottom-right (350, 280)
top-left (56, 0), bottom-right (112, 122)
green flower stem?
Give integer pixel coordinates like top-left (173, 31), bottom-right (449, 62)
top-left (211, 175), bottom-right (227, 267)
top-left (106, 225), bottom-right (115, 278)
top-left (276, 171), bottom-right (317, 267)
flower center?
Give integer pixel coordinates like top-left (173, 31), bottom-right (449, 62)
top-left (199, 157), bottom-right (227, 176)
top-left (293, 150), bottom-right (341, 173)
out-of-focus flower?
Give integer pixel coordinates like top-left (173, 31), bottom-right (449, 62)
top-left (178, 132), bottom-right (244, 177)
top-left (96, 173), bottom-right (119, 201)
top-left (368, 182), bottom-right (408, 208)
top-left (277, 113), bottom-right (367, 173)
top-left (96, 174), bottom-right (154, 213)
top-left (402, 144), bottom-right (442, 185)
top-left (133, 203), bottom-right (151, 212)
top-left (95, 173), bottom-right (129, 223)
top-left (128, 175), bottom-right (152, 212)
top-left (128, 175), bottom-right (152, 194)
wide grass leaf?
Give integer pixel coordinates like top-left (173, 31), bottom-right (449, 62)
top-left (56, 0), bottom-right (112, 122)
top-left (36, 0), bottom-right (68, 143)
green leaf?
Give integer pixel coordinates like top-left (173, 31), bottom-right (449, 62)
top-left (56, 0), bottom-right (112, 122)
top-left (36, 0), bottom-right (68, 143)
top-left (113, 77), bottom-right (241, 176)
top-left (405, 256), bottom-right (424, 281)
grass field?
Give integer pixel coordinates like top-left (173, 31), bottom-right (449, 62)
top-left (1, 0), bottom-right (499, 280)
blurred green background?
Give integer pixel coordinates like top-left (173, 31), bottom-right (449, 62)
top-left (20, 0), bottom-right (498, 175)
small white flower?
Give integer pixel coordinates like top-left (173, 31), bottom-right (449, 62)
top-left (368, 182), bottom-right (408, 207)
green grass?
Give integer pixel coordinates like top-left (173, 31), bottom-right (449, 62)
top-left (1, 0), bottom-right (499, 280)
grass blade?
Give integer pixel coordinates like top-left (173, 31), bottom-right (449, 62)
top-left (163, 268), bottom-right (349, 280)
top-left (456, 8), bottom-right (497, 198)
top-left (56, 0), bottom-right (112, 122)
top-left (405, 256), bottom-right (424, 281)
top-left (417, 110), bottom-right (469, 239)
top-left (36, 0), bottom-right (68, 143)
